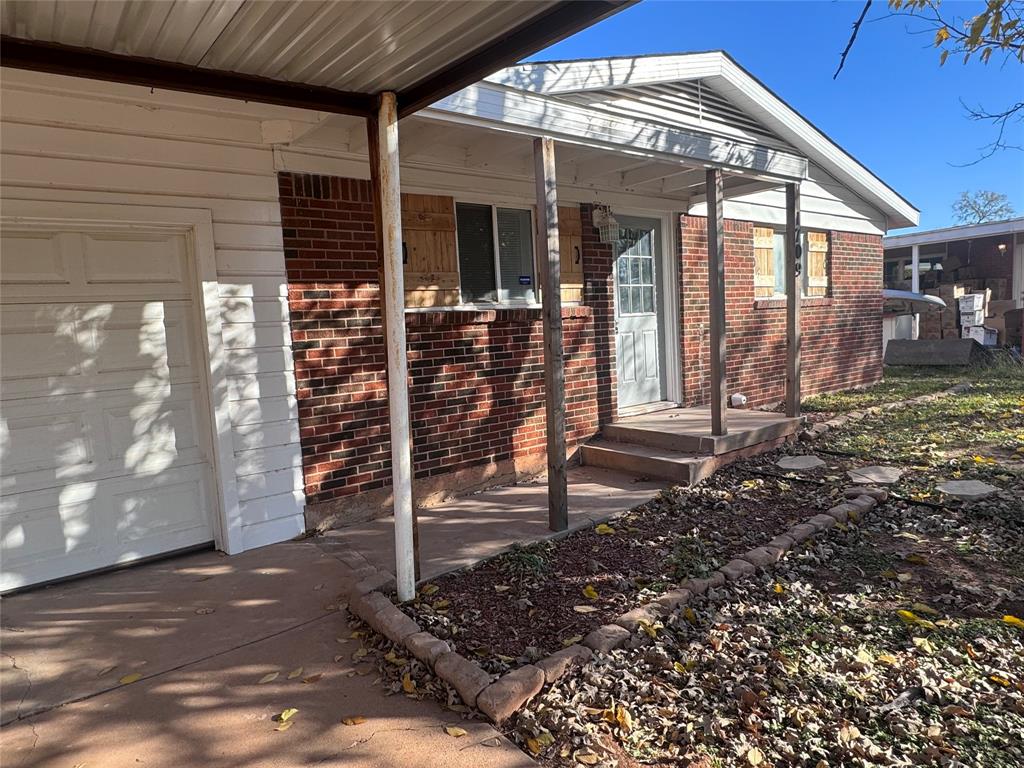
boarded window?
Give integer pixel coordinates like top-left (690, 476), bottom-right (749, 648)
top-left (804, 230), bottom-right (829, 297)
top-left (558, 205), bottom-right (584, 304)
top-left (752, 226), bottom-right (830, 298)
top-left (402, 194), bottom-right (459, 308)
top-left (753, 226), bottom-right (776, 298)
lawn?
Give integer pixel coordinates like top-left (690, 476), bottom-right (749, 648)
top-left (801, 366), bottom-right (965, 413)
top-left (355, 364), bottom-right (1023, 767)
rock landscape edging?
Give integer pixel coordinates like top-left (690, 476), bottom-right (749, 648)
top-left (340, 485), bottom-right (889, 724)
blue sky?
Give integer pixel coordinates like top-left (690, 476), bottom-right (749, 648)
top-left (530, 0), bottom-right (1024, 232)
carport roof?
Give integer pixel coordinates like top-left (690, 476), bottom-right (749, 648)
top-left (0, 0), bottom-right (632, 118)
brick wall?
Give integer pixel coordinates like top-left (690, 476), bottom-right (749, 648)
top-left (280, 172), bottom-right (884, 513)
top-left (679, 215), bottom-right (883, 407)
top-left (279, 173), bottom-right (605, 509)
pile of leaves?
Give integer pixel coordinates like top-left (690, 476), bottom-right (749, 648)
top-left (510, 494), bottom-right (1024, 767)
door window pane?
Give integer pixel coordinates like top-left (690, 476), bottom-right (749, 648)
top-left (496, 207), bottom-right (535, 303)
top-left (456, 203), bottom-right (497, 302)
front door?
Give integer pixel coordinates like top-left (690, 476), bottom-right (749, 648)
top-left (614, 216), bottom-right (666, 410)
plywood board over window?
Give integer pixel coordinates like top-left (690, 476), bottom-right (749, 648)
top-left (401, 194), bottom-right (459, 307)
top-left (805, 230), bottom-right (829, 297)
top-left (558, 205), bottom-right (584, 304)
top-left (753, 226), bottom-right (776, 299)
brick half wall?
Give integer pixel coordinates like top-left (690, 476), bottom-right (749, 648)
top-left (679, 215), bottom-right (883, 408)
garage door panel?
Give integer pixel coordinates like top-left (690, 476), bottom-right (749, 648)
top-left (0, 230), bottom-right (73, 284)
top-left (0, 494), bottom-right (102, 574)
top-left (1, 222), bottom-right (216, 591)
top-left (0, 305), bottom-right (85, 381)
top-left (82, 231), bottom-right (187, 286)
top-left (0, 411), bottom-right (93, 476)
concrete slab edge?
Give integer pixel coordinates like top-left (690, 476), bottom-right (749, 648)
top-left (799, 381), bottom-right (969, 442)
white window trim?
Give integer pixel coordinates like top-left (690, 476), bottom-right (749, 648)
top-left (453, 198), bottom-right (537, 307)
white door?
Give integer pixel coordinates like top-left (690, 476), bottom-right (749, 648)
top-left (614, 216), bottom-right (666, 409)
top-left (1, 225), bottom-right (217, 591)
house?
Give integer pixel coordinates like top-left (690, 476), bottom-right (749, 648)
top-left (883, 217), bottom-right (1024, 348)
top-left (0, 9), bottom-right (918, 598)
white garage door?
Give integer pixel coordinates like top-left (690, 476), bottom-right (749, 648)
top-left (1, 224), bottom-right (218, 591)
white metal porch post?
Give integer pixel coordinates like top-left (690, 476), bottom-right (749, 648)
top-left (706, 168), bottom-right (728, 436)
top-left (785, 182), bottom-right (802, 418)
top-left (534, 136), bottom-right (568, 532)
top-left (911, 244), bottom-right (921, 293)
top-left (371, 92), bottom-right (416, 601)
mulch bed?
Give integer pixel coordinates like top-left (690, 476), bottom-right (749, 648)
top-left (400, 446), bottom-right (889, 667)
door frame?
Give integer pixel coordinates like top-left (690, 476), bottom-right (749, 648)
top-left (1, 199), bottom-right (244, 556)
top-left (611, 208), bottom-right (682, 412)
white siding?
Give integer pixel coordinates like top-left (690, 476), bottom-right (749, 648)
top-left (688, 162), bottom-right (888, 236)
top-left (0, 68), bottom-right (309, 551)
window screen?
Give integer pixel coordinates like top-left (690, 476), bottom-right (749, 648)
top-left (496, 207), bottom-right (535, 303)
top-left (772, 231), bottom-right (787, 297)
top-left (456, 203), bottom-right (497, 303)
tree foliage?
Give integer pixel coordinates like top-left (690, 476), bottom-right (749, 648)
top-left (837, 1), bottom-right (1023, 160)
top-left (951, 189), bottom-right (1016, 223)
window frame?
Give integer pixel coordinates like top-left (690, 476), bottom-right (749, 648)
top-left (453, 198), bottom-right (539, 307)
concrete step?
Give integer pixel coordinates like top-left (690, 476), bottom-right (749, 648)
top-left (602, 414), bottom-right (801, 456)
top-left (580, 439), bottom-right (714, 485)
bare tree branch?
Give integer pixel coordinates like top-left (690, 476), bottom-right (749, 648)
top-left (952, 99), bottom-right (1024, 165)
top-left (835, 0), bottom-right (874, 79)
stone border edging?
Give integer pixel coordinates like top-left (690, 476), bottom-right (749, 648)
top-left (798, 382), bottom-right (970, 442)
top-left (340, 485), bottom-right (890, 725)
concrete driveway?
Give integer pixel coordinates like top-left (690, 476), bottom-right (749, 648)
top-left (0, 541), bottom-right (533, 768)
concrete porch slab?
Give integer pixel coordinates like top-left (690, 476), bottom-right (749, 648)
top-left (316, 466), bottom-right (666, 582)
top-left (0, 541), bottom-right (532, 768)
top-left (604, 406), bottom-right (802, 455)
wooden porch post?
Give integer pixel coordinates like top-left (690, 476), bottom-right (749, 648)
top-left (369, 92), bottom-right (415, 601)
top-left (534, 136), bottom-right (568, 532)
top-left (785, 182), bottom-right (802, 418)
top-left (706, 168), bottom-right (728, 436)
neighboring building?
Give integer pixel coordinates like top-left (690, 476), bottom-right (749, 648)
top-left (883, 218), bottom-right (1024, 347)
top-left (0, 30), bottom-right (918, 590)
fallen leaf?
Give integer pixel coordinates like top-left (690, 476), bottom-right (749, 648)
top-left (275, 720), bottom-right (293, 732)
top-left (877, 653), bottom-right (899, 666)
top-left (481, 736), bottom-right (502, 747)
top-left (118, 672), bottom-right (142, 685)
top-left (493, 585), bottom-right (511, 593)
top-left (747, 746), bottom-right (764, 766)
top-left (288, 667), bottom-right (304, 679)
top-left (990, 674), bottom-right (1010, 687)
top-left (420, 584), bottom-right (439, 596)
top-left (444, 725), bottom-right (467, 738)
top-left (302, 674), bottom-right (323, 684)
top-left (913, 636), bottom-right (935, 654)
top-left (258, 672), bottom-right (279, 684)
top-left (582, 584), bottom-right (599, 600)
top-left (912, 602), bottom-right (940, 616)
top-left (562, 634), bottom-right (584, 647)
top-left (341, 716), bottom-right (367, 726)
top-left (278, 708), bottom-right (299, 722)
top-left (905, 553), bottom-right (929, 565)
top-left (638, 619), bottom-right (658, 638)
top-left (683, 607), bottom-right (697, 625)
top-left (616, 704), bottom-right (633, 732)
top-left (402, 673), bottom-right (416, 694)
top-left (1003, 614), bottom-right (1024, 629)
top-left (97, 665), bottom-right (117, 678)
top-left (594, 523), bottom-right (615, 535)
top-left (194, 607), bottom-right (215, 615)
top-left (773, 582), bottom-right (785, 594)
top-left (573, 605), bottom-right (598, 613)
top-left (576, 751), bottom-right (600, 765)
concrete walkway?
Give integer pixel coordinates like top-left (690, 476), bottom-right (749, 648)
top-left (0, 542), bottom-right (532, 768)
top-left (317, 466), bottom-right (666, 581)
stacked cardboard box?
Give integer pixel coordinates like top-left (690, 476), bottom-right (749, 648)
top-left (959, 291), bottom-right (998, 346)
